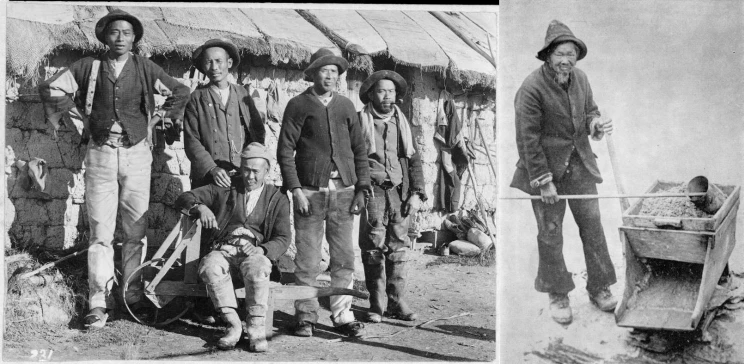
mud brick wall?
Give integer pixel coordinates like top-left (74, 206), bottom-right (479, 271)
top-left (5, 51), bottom-right (495, 256)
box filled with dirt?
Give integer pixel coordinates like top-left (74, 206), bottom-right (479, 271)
top-left (622, 180), bottom-right (740, 232)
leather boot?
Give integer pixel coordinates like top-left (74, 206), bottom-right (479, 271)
top-left (362, 250), bottom-right (387, 323)
top-left (217, 308), bottom-right (242, 350)
top-left (385, 253), bottom-right (418, 321)
top-left (242, 256), bottom-right (271, 352)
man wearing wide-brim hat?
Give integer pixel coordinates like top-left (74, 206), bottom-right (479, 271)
top-left (38, 9), bottom-right (190, 329)
top-left (184, 38), bottom-right (265, 189)
top-left (277, 48), bottom-right (371, 338)
top-left (356, 70), bottom-right (427, 324)
top-left (175, 142), bottom-right (290, 352)
top-left (510, 20), bottom-right (617, 325)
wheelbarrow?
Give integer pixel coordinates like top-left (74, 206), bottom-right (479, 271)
top-left (122, 216), bottom-right (369, 338)
top-left (615, 179), bottom-right (741, 331)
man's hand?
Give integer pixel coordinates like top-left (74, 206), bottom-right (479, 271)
top-left (403, 194), bottom-right (421, 217)
top-left (197, 205), bottom-right (219, 229)
top-left (349, 191), bottom-right (367, 215)
top-left (540, 182), bottom-right (559, 204)
top-left (596, 117), bottom-right (613, 135)
top-left (210, 167), bottom-right (232, 188)
top-left (293, 188), bottom-right (311, 217)
top-left (240, 244), bottom-right (265, 257)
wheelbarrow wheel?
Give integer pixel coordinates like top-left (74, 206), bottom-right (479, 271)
top-left (123, 258), bottom-right (192, 327)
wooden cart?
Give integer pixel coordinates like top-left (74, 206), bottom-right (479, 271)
top-left (123, 217), bottom-right (368, 337)
top-left (615, 180), bottom-right (740, 331)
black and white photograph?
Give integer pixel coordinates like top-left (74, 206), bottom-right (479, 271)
top-left (498, 1), bottom-right (744, 363)
top-left (2, 2), bottom-right (497, 362)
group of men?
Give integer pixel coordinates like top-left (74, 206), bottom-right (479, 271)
top-left (39, 10), bottom-right (426, 353)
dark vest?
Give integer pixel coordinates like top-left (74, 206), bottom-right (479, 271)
top-left (89, 58), bottom-right (149, 143)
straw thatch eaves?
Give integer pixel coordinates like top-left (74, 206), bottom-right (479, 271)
top-left (6, 3), bottom-right (496, 89)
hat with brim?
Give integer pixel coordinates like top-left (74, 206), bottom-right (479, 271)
top-left (240, 142), bottom-right (271, 165)
top-left (95, 10), bottom-right (144, 44)
top-left (192, 39), bottom-right (241, 75)
top-left (303, 48), bottom-right (349, 81)
top-left (359, 70), bottom-right (408, 104)
top-left (536, 20), bottom-right (587, 61)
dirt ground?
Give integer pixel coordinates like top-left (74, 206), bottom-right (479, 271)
top-left (498, 197), bottom-right (744, 364)
top-left (2, 248), bottom-right (496, 362)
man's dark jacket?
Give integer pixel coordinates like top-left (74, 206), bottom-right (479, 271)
top-left (184, 84), bottom-right (265, 185)
top-left (511, 63), bottom-right (603, 194)
top-left (277, 88), bottom-right (370, 193)
top-left (174, 180), bottom-right (290, 261)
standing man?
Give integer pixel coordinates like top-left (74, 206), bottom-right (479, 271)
top-left (38, 10), bottom-right (190, 329)
top-left (175, 143), bottom-right (290, 352)
top-left (184, 38), bottom-right (265, 189)
top-left (357, 71), bottom-right (426, 323)
top-left (277, 48), bottom-right (370, 338)
top-left (511, 20), bottom-right (617, 325)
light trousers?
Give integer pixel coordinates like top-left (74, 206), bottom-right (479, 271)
top-left (85, 138), bottom-right (151, 310)
top-left (294, 179), bottom-right (357, 326)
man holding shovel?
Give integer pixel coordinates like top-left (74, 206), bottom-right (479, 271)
top-left (510, 20), bottom-right (616, 325)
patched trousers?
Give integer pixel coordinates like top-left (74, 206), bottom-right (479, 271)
top-left (85, 138), bottom-right (151, 310)
top-left (359, 185), bottom-right (411, 256)
top-left (293, 179), bottom-right (357, 326)
top-left (530, 153), bottom-right (617, 294)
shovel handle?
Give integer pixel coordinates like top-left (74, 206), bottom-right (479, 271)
top-left (606, 133), bottom-right (630, 212)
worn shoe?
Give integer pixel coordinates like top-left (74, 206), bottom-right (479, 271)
top-left (386, 301), bottom-right (418, 321)
top-left (364, 312), bottom-right (383, 323)
top-left (548, 293), bottom-right (573, 325)
top-left (84, 307), bottom-right (109, 330)
top-left (294, 321), bottom-right (314, 337)
top-left (217, 310), bottom-right (242, 350)
top-left (589, 288), bottom-right (618, 312)
top-left (335, 321), bottom-right (365, 338)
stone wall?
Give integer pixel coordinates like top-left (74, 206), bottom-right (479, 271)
top-left (5, 51), bottom-right (496, 254)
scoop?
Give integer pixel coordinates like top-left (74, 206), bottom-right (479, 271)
top-left (687, 176), bottom-right (726, 214)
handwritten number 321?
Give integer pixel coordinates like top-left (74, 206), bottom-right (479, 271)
top-left (30, 349), bottom-right (54, 361)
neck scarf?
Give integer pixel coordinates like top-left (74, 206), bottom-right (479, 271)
top-left (360, 103), bottom-right (415, 159)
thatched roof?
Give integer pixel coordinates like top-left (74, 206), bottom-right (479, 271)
top-left (6, 3), bottom-right (496, 89)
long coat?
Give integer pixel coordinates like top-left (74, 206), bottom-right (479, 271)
top-left (511, 63), bottom-right (603, 194)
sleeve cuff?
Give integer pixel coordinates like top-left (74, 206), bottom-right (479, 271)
top-left (530, 173), bottom-right (553, 189)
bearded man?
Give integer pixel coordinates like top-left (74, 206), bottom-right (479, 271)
top-left (510, 20), bottom-right (617, 325)
top-left (357, 70), bottom-right (426, 323)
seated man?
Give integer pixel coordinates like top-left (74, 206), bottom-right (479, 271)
top-left (175, 142), bottom-right (290, 352)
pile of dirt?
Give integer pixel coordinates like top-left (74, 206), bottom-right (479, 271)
top-left (639, 184), bottom-right (715, 218)
top-left (3, 251), bottom-right (87, 346)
